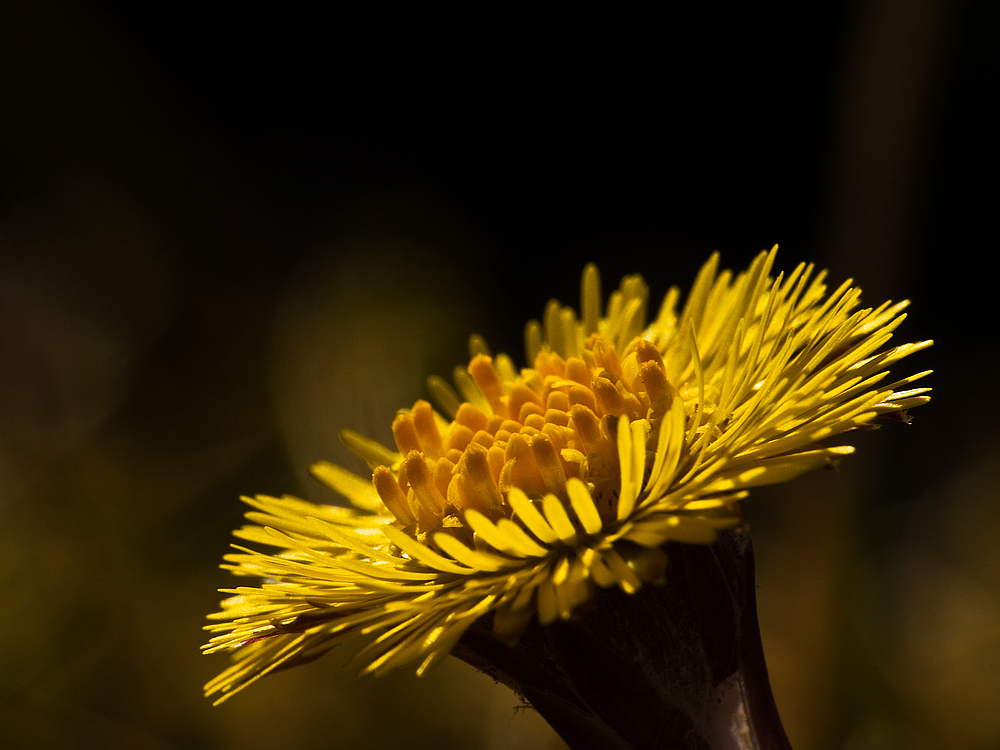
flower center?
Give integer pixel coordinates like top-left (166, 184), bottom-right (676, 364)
top-left (372, 334), bottom-right (682, 535)
top-left (373, 334), bottom-right (677, 533)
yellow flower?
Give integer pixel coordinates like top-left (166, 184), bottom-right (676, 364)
top-left (203, 247), bottom-right (931, 704)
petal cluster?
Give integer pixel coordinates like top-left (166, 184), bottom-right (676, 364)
top-left (203, 247), bottom-right (931, 703)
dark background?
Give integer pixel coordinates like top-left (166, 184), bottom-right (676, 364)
top-left (1, 1), bottom-right (996, 749)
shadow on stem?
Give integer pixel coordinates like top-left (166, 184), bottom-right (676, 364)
top-left (454, 530), bottom-right (792, 750)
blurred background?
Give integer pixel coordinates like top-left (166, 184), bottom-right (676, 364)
top-left (0, 1), bottom-right (996, 748)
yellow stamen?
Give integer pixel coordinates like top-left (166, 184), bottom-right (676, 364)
top-left (530, 434), bottom-right (568, 497)
top-left (373, 465), bottom-right (416, 527)
top-left (639, 360), bottom-right (671, 408)
top-left (535, 351), bottom-right (566, 379)
top-left (592, 376), bottom-right (625, 417)
top-left (485, 414), bottom-right (505, 435)
top-left (546, 390), bottom-right (571, 411)
top-left (544, 300), bottom-right (565, 357)
top-left (508, 384), bottom-right (543, 423)
top-left (411, 400), bottom-right (443, 459)
top-left (568, 404), bottom-right (603, 455)
top-left (432, 457), bottom-right (455, 500)
top-left (392, 413), bottom-right (422, 456)
top-left (518, 400), bottom-right (545, 422)
top-left (426, 375), bottom-right (461, 419)
top-left (636, 339), bottom-right (665, 370)
top-left (458, 443), bottom-right (504, 517)
top-left (523, 413), bottom-right (546, 431)
top-left (581, 263), bottom-right (601, 335)
top-left (455, 402), bottom-right (488, 433)
top-left (486, 445), bottom-right (505, 482)
top-left (471, 429), bottom-right (494, 450)
top-left (567, 383), bottom-right (597, 411)
top-left (543, 408), bottom-right (570, 428)
top-left (404, 451), bottom-right (446, 524)
top-left (500, 433), bottom-right (548, 497)
top-left (592, 339), bottom-right (622, 380)
top-left (444, 424), bottom-right (474, 453)
top-left (565, 357), bottom-right (591, 386)
top-left (468, 354), bottom-right (505, 415)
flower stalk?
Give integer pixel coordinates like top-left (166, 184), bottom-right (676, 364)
top-left (455, 529), bottom-right (790, 750)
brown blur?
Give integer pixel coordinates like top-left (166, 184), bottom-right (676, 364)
top-left (1, 1), bottom-right (994, 749)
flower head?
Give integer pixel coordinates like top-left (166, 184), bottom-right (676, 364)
top-left (203, 247), bottom-right (931, 703)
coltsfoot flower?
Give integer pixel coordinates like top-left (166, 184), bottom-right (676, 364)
top-left (203, 247), bottom-right (931, 704)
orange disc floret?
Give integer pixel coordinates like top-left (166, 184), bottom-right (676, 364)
top-left (371, 330), bottom-right (682, 541)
